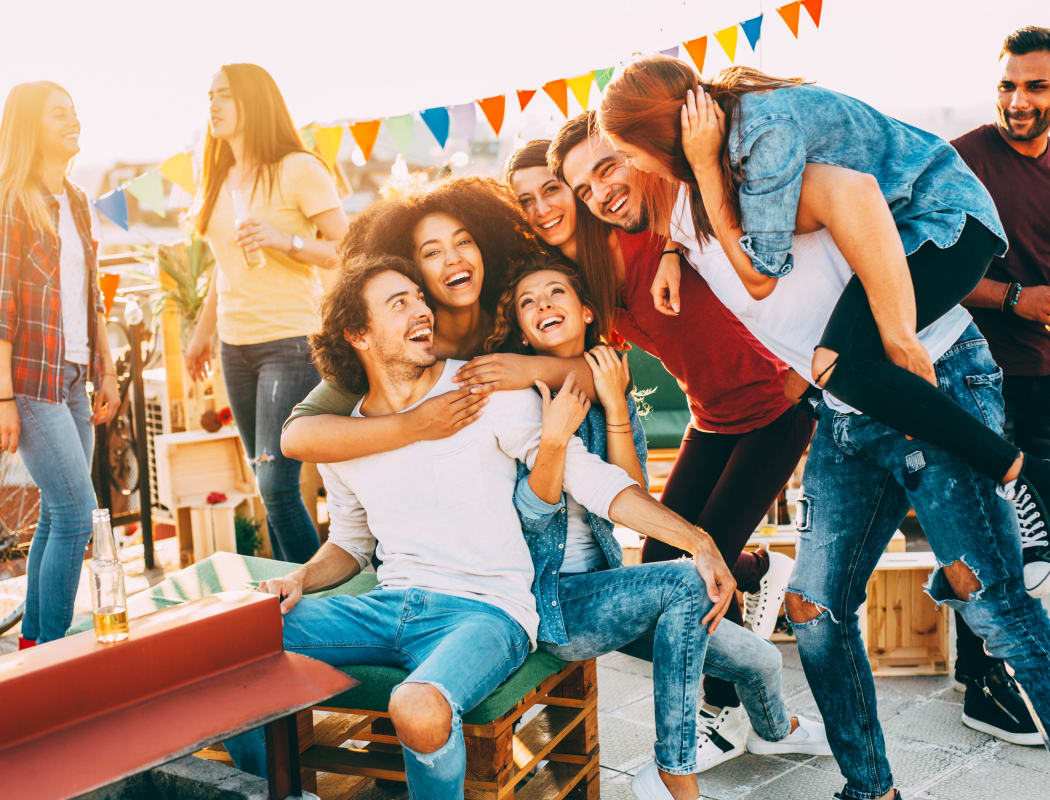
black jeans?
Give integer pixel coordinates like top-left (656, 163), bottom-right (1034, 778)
top-left (820, 217), bottom-right (1021, 483)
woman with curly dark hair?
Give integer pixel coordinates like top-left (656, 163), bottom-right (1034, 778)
top-left (282, 176), bottom-right (597, 463)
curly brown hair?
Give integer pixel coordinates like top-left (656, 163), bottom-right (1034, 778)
top-left (341, 176), bottom-right (541, 313)
top-left (309, 254), bottom-right (425, 394)
top-left (484, 252), bottom-right (603, 355)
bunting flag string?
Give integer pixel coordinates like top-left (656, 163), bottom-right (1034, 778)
top-left (778, 2), bottom-right (802, 38)
top-left (420, 106), bottom-right (451, 148)
top-left (660, 46), bottom-right (680, 59)
top-left (741, 14), bottom-right (764, 51)
top-left (593, 68), bottom-right (615, 92)
top-left (683, 36), bottom-right (708, 73)
top-left (350, 119), bottom-right (382, 161)
top-left (159, 152), bottom-right (195, 196)
top-left (714, 24), bottom-right (739, 61)
top-left (517, 90), bottom-right (537, 111)
top-left (450, 103), bottom-right (477, 149)
top-left (566, 74), bottom-right (593, 111)
top-left (802, 0), bottom-right (823, 26)
top-left (478, 95), bottom-right (506, 135)
top-left (313, 126), bottom-right (344, 169)
top-left (542, 79), bottom-right (569, 118)
top-left (94, 188), bottom-right (129, 231)
top-left (125, 169), bottom-right (166, 217)
top-left (386, 113), bottom-right (415, 155)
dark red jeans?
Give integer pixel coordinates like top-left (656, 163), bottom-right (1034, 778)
top-left (643, 404), bottom-right (814, 707)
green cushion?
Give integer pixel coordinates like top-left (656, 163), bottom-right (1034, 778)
top-left (628, 348), bottom-right (689, 449)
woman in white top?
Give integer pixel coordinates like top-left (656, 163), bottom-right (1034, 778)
top-left (185, 63), bottom-right (349, 563)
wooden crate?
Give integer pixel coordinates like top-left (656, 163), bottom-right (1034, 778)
top-left (745, 526), bottom-right (907, 559)
top-left (862, 551), bottom-right (952, 676)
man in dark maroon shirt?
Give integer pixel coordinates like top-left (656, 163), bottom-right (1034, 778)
top-left (953, 24), bottom-right (1050, 747)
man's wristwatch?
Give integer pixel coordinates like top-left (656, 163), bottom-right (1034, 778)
top-left (289, 234), bottom-right (305, 255)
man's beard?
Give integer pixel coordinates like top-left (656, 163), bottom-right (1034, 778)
top-left (375, 335), bottom-right (435, 385)
top-left (615, 204), bottom-right (650, 234)
top-left (998, 107), bottom-right (1050, 142)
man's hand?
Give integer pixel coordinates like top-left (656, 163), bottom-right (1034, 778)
top-left (691, 536), bottom-right (736, 633)
top-left (536, 372), bottom-right (590, 447)
top-left (409, 387), bottom-right (491, 441)
top-left (1015, 285), bottom-right (1050, 327)
top-left (257, 575), bottom-right (304, 615)
top-left (0, 402), bottom-right (19, 453)
top-left (651, 250), bottom-right (682, 316)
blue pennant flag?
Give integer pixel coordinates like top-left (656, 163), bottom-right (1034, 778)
top-left (741, 14), bottom-right (764, 51)
top-left (94, 188), bottom-right (129, 231)
top-left (420, 106), bottom-right (450, 148)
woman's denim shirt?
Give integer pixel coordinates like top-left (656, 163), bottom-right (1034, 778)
top-left (514, 393), bottom-right (648, 645)
top-left (729, 84), bottom-right (1008, 278)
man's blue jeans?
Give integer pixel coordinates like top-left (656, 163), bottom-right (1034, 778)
top-left (220, 336), bottom-right (320, 563)
top-left (790, 325), bottom-right (1050, 799)
top-left (224, 588), bottom-right (529, 800)
top-left (15, 362), bottom-right (96, 643)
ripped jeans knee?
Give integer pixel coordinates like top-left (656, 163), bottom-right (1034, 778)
top-left (926, 558), bottom-right (984, 607)
top-left (785, 590), bottom-right (837, 629)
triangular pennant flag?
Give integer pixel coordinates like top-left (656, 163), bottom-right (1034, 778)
top-left (159, 152), bottom-right (195, 196)
top-left (660, 46), bottom-right (680, 59)
top-left (517, 89), bottom-right (537, 111)
top-left (778, 2), bottom-right (802, 38)
top-left (683, 36), bottom-right (708, 73)
top-left (94, 188), bottom-right (129, 231)
top-left (478, 95), bottom-right (505, 135)
top-left (802, 0), bottom-right (822, 27)
top-left (167, 182), bottom-right (193, 210)
top-left (566, 73), bottom-right (593, 110)
top-left (350, 119), bottom-right (381, 161)
top-left (543, 79), bottom-right (569, 118)
top-left (450, 103), bottom-right (477, 148)
top-left (593, 67), bottom-right (615, 92)
top-left (420, 107), bottom-right (450, 148)
top-left (741, 14), bottom-right (764, 50)
top-left (386, 114), bottom-right (415, 155)
top-left (715, 25), bottom-right (738, 61)
top-left (300, 127), bottom-right (316, 149)
top-left (125, 169), bottom-right (166, 217)
top-left (314, 125), bottom-right (344, 169)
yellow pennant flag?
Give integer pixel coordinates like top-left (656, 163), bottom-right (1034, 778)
top-left (566, 73), bottom-right (593, 110)
top-left (314, 126), bottom-right (344, 170)
top-left (715, 25), bottom-right (738, 62)
top-left (159, 152), bottom-right (195, 196)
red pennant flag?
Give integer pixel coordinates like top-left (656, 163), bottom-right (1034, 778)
top-left (517, 90), bottom-right (537, 111)
top-left (802, 0), bottom-right (822, 27)
top-left (478, 95), bottom-right (506, 135)
top-left (349, 120), bottom-right (381, 161)
top-left (683, 36), bottom-right (708, 74)
top-left (778, 2), bottom-right (802, 38)
top-left (543, 79), bottom-right (569, 118)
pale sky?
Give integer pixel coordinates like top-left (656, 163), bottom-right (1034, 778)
top-left (2, 0), bottom-right (1048, 171)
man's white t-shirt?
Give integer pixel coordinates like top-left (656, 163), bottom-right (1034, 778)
top-left (670, 187), bottom-right (972, 413)
top-left (318, 360), bottom-right (637, 645)
top-left (56, 191), bottom-right (90, 364)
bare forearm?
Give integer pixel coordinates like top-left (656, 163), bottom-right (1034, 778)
top-left (963, 278), bottom-right (1010, 310)
top-left (291, 237), bottom-right (341, 270)
top-left (608, 485), bottom-right (705, 554)
top-left (95, 312), bottom-right (115, 375)
top-left (195, 279), bottom-right (219, 340)
top-left (531, 355), bottom-right (597, 401)
top-left (288, 541), bottom-right (362, 593)
top-left (0, 340), bottom-right (12, 397)
top-left (281, 412), bottom-right (418, 462)
top-left (528, 439), bottom-right (568, 504)
top-left (603, 399), bottom-right (646, 488)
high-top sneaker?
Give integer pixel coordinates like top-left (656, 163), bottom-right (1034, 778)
top-left (961, 661), bottom-right (1043, 746)
top-left (742, 551), bottom-right (794, 640)
top-left (694, 702), bottom-right (748, 771)
top-left (1013, 459), bottom-right (1050, 597)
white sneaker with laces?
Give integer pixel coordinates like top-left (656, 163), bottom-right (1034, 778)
top-left (694, 703), bottom-right (748, 772)
top-left (742, 550), bottom-right (795, 640)
top-left (746, 715), bottom-right (833, 756)
top-left (1015, 483), bottom-right (1050, 597)
top-left (631, 761), bottom-right (712, 800)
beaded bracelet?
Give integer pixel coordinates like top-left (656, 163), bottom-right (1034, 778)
top-left (1003, 282), bottom-right (1023, 314)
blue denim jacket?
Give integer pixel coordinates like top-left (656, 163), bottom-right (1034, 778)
top-left (729, 85), bottom-right (1008, 277)
top-left (514, 393), bottom-right (648, 645)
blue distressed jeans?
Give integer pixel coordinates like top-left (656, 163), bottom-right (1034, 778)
top-left (224, 588), bottom-right (530, 800)
top-left (15, 362), bottom-right (97, 643)
top-left (220, 336), bottom-right (320, 563)
top-left (790, 325), bottom-right (1050, 799)
top-left (540, 560), bottom-right (715, 774)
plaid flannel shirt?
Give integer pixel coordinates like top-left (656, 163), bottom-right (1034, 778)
top-left (0, 180), bottom-right (104, 402)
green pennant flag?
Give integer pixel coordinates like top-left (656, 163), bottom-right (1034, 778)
top-left (593, 67), bottom-right (615, 92)
top-left (126, 168), bottom-right (166, 217)
top-left (386, 114), bottom-right (415, 156)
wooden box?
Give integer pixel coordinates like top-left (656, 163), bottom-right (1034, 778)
top-left (862, 551), bottom-right (952, 676)
top-left (154, 429), bottom-right (255, 509)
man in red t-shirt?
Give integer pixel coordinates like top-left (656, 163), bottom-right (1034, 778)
top-left (953, 24), bottom-right (1050, 747)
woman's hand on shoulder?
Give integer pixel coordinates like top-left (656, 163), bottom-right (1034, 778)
top-left (583, 346), bottom-right (631, 412)
top-left (681, 85), bottom-right (726, 174)
top-left (536, 372), bottom-right (590, 447)
top-left (453, 353), bottom-right (533, 392)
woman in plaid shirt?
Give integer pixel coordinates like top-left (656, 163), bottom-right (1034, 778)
top-left (0, 82), bottom-right (119, 647)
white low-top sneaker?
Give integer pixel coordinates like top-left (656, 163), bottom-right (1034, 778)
top-left (631, 761), bottom-right (712, 800)
top-left (746, 714), bottom-right (833, 756)
top-left (742, 550), bottom-right (795, 640)
top-left (694, 703), bottom-right (748, 772)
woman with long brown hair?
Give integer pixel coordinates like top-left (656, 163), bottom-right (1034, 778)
top-left (184, 63), bottom-right (349, 563)
top-left (0, 82), bottom-right (118, 645)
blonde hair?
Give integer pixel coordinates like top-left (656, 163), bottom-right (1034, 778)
top-left (0, 81), bottom-right (71, 235)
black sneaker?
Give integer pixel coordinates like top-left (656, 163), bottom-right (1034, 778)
top-left (961, 662), bottom-right (1043, 746)
top-left (1014, 457), bottom-right (1050, 597)
top-left (835, 791), bottom-right (901, 799)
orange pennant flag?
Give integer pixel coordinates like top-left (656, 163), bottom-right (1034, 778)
top-left (314, 126), bottom-right (344, 170)
top-left (566, 73), bottom-right (593, 110)
top-left (683, 36), bottom-right (708, 73)
top-left (778, 2), bottom-right (802, 38)
top-left (478, 95), bottom-right (506, 135)
top-left (542, 80), bottom-right (569, 117)
top-left (802, 0), bottom-right (822, 27)
top-left (714, 25), bottom-right (738, 62)
top-left (517, 90), bottom-right (537, 111)
top-left (349, 120), bottom-right (381, 161)
top-left (159, 152), bottom-right (195, 196)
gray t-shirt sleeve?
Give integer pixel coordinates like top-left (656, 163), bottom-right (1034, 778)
top-left (283, 379), bottom-right (362, 430)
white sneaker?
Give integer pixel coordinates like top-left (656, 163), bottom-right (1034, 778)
top-left (746, 715), bottom-right (833, 756)
top-left (742, 550), bottom-right (794, 640)
top-left (694, 703), bottom-right (748, 772)
top-left (631, 761), bottom-right (712, 800)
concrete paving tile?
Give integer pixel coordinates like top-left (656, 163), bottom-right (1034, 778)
top-left (922, 749), bottom-right (1047, 800)
top-left (610, 695), bottom-right (656, 729)
top-left (599, 650), bottom-right (655, 679)
top-left (600, 769), bottom-right (638, 800)
top-left (738, 763), bottom-right (845, 799)
top-left (995, 739), bottom-right (1050, 774)
top-left (883, 698), bottom-right (994, 749)
top-left (598, 665), bottom-right (653, 712)
top-left (775, 642), bottom-right (804, 672)
top-left (778, 666), bottom-right (814, 701)
top-left (697, 752), bottom-right (803, 800)
top-left (598, 713), bottom-right (658, 774)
